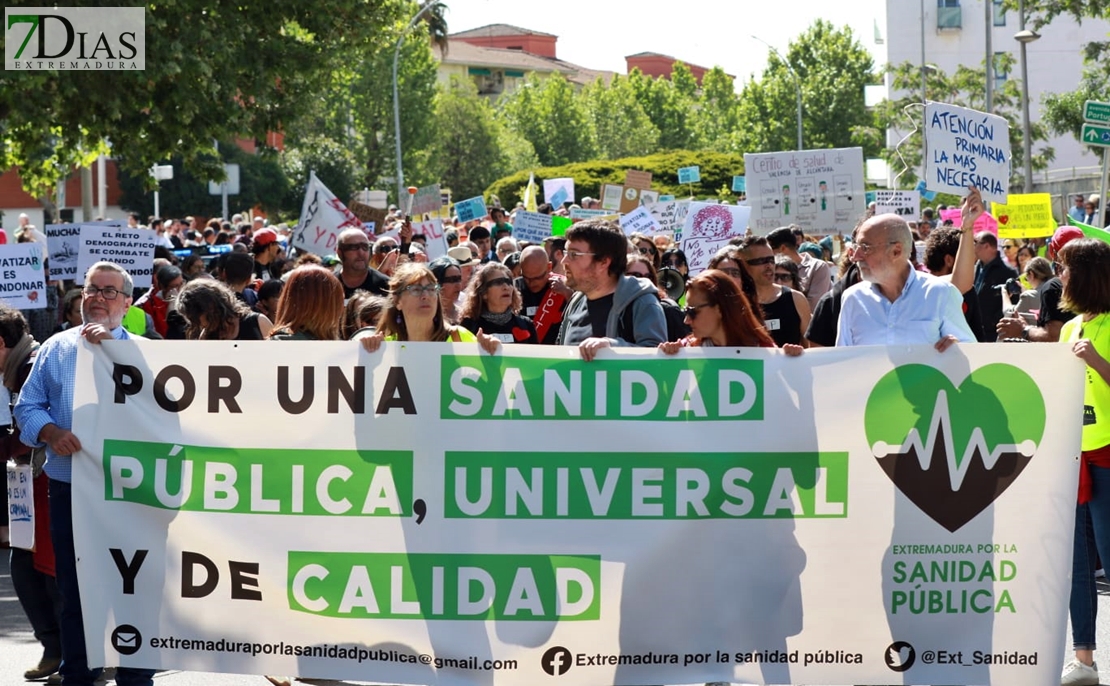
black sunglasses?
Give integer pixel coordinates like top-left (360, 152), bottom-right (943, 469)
top-left (683, 303), bottom-right (711, 319)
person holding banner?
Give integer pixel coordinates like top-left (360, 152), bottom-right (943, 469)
top-left (1059, 238), bottom-right (1110, 686)
top-left (14, 262), bottom-right (157, 686)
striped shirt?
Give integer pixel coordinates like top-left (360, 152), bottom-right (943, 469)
top-left (13, 325), bottom-right (130, 483)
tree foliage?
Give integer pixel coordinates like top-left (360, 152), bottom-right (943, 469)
top-left (580, 74), bottom-right (660, 159)
top-left (499, 72), bottom-right (596, 167)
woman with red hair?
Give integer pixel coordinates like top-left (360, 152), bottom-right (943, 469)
top-left (658, 269), bottom-right (803, 354)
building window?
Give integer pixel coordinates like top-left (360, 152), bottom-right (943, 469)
top-left (937, 0), bottom-right (961, 29)
top-left (993, 52), bottom-right (1008, 89)
top-left (993, 0), bottom-right (1006, 26)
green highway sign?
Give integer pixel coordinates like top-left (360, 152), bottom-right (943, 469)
top-left (1082, 123), bottom-right (1110, 147)
top-left (1085, 100), bottom-right (1110, 124)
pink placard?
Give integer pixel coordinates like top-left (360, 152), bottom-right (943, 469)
top-left (939, 209), bottom-right (998, 235)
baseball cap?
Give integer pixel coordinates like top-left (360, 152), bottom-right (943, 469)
top-left (1049, 226), bottom-right (1084, 259)
top-left (253, 228), bottom-right (279, 247)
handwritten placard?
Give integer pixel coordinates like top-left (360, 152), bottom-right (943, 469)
top-left (989, 193), bottom-right (1056, 238)
top-left (543, 178), bottom-right (575, 208)
top-left (7, 462), bottom-right (34, 550)
top-left (680, 203), bottom-right (751, 274)
top-left (76, 225), bottom-right (157, 287)
top-left (924, 102), bottom-right (1011, 204)
top-left (873, 190), bottom-right (921, 219)
top-left (677, 166), bottom-right (701, 184)
top-left (413, 218), bottom-right (448, 260)
top-left (512, 211), bottom-right (554, 243)
top-left (646, 200), bottom-right (691, 236)
top-left (454, 196), bottom-right (488, 223)
top-left (0, 244), bottom-right (47, 310)
top-left (619, 206), bottom-right (662, 236)
top-left (745, 147), bottom-right (865, 234)
top-left (410, 184), bottom-right (442, 217)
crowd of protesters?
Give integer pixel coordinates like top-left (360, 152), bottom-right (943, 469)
top-left (0, 186), bottom-right (1107, 686)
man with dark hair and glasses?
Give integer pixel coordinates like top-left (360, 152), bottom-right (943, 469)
top-left (738, 235), bottom-right (810, 348)
top-left (15, 261), bottom-right (158, 686)
top-left (836, 211), bottom-right (974, 349)
top-left (335, 227), bottom-right (389, 299)
top-left (555, 219), bottom-right (666, 360)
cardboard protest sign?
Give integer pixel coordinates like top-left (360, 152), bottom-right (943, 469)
top-left (677, 166), bottom-right (701, 184)
top-left (294, 172), bottom-right (366, 255)
top-left (619, 206), bottom-right (662, 236)
top-left (989, 194), bottom-right (1056, 238)
top-left (413, 218), bottom-right (449, 260)
top-left (745, 147), bottom-right (865, 235)
top-left (512, 211), bottom-right (554, 243)
top-left (348, 202), bottom-right (389, 233)
top-left (600, 184), bottom-right (623, 212)
top-left (924, 102), bottom-right (1011, 203)
top-left (620, 170), bottom-right (654, 214)
top-left (939, 208), bottom-right (999, 235)
top-left (543, 178), bottom-right (575, 208)
top-left (681, 203), bottom-right (751, 274)
top-left (0, 243), bottom-right (47, 309)
top-left (410, 184), bottom-right (442, 217)
top-left (76, 225), bottom-right (157, 287)
top-left (454, 196), bottom-right (488, 223)
top-left (873, 190), bottom-right (921, 219)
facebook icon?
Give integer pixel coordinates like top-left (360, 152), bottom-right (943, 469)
top-left (541, 646), bottom-right (573, 676)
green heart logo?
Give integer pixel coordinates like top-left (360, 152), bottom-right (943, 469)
top-left (865, 364), bottom-right (1045, 532)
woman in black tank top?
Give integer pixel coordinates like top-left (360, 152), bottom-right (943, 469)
top-left (176, 280), bottom-right (274, 340)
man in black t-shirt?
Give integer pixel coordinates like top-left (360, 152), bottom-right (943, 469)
top-left (335, 228), bottom-right (389, 299)
top-left (997, 226), bottom-right (1080, 342)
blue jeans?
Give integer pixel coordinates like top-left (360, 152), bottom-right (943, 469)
top-left (1071, 462), bottom-right (1110, 649)
top-left (9, 545), bottom-right (62, 660)
top-left (50, 479), bottom-right (155, 686)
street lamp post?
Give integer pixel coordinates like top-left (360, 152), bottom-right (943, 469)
top-left (1015, 0), bottom-right (1041, 194)
top-left (752, 35), bottom-right (803, 150)
top-left (393, 1), bottom-right (439, 203)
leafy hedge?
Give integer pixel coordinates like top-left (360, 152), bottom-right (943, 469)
top-left (483, 150), bottom-right (746, 207)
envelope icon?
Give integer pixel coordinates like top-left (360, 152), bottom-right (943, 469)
top-left (116, 632), bottom-right (138, 648)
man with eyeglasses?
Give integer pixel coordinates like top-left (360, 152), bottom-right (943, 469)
top-left (14, 262), bottom-right (157, 686)
top-left (766, 225), bottom-right (831, 311)
top-left (555, 219), bottom-right (666, 360)
top-left (836, 212), bottom-right (974, 349)
top-left (970, 231), bottom-right (1017, 342)
top-left (516, 246), bottom-right (570, 345)
top-left (1070, 194), bottom-right (1088, 223)
top-left (335, 227), bottom-right (389, 299)
top-left (738, 236), bottom-right (811, 348)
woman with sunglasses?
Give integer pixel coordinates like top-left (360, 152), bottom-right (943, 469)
top-left (428, 256), bottom-right (464, 324)
top-left (460, 263), bottom-right (538, 344)
top-left (774, 255), bottom-right (802, 292)
top-left (361, 263), bottom-right (499, 352)
top-left (630, 232), bottom-right (661, 271)
top-left (657, 270), bottom-right (802, 354)
top-left (707, 246), bottom-right (764, 324)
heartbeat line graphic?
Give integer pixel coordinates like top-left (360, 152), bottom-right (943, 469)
top-left (871, 390), bottom-right (1036, 492)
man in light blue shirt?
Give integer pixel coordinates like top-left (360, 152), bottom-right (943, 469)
top-left (14, 261), bottom-right (154, 686)
top-left (1069, 194), bottom-right (1087, 223)
top-left (836, 213), bottom-right (975, 349)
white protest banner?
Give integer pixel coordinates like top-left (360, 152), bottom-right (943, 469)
top-left (681, 203), bottom-right (751, 273)
top-left (293, 172), bottom-right (366, 256)
top-left (76, 225), bottom-right (157, 287)
top-left (6, 462), bottom-right (34, 550)
top-left (570, 208), bottom-right (613, 220)
top-left (47, 219), bottom-right (124, 281)
top-left (600, 184), bottom-right (623, 212)
top-left (413, 218), bottom-right (449, 260)
top-left (512, 211), bottom-right (554, 243)
top-left (73, 342), bottom-right (1078, 685)
top-left (543, 177), bottom-right (575, 208)
top-left (646, 200), bottom-right (690, 236)
top-left (873, 190), bottom-right (921, 219)
top-left (411, 184), bottom-right (442, 217)
top-left (745, 147), bottom-right (865, 234)
top-left (0, 243), bottom-right (47, 309)
top-left (924, 102), bottom-right (1011, 204)
top-left (454, 196), bottom-right (488, 223)
top-left (619, 205), bottom-right (662, 236)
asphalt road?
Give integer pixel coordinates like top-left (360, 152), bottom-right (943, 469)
top-left (2, 551), bottom-right (1109, 685)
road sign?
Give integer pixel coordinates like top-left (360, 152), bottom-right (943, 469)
top-left (1082, 123), bottom-right (1110, 148)
top-left (1085, 100), bottom-right (1110, 124)
top-left (207, 164), bottom-right (240, 195)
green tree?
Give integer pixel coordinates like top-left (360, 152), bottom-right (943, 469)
top-left (693, 66), bottom-right (740, 150)
top-left (499, 73), bottom-right (597, 166)
top-left (867, 58), bottom-right (1054, 188)
top-left (580, 74), bottom-right (660, 160)
top-left (1042, 68), bottom-right (1110, 154)
top-left (627, 67), bottom-right (697, 151)
top-left (735, 20), bottom-right (875, 155)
